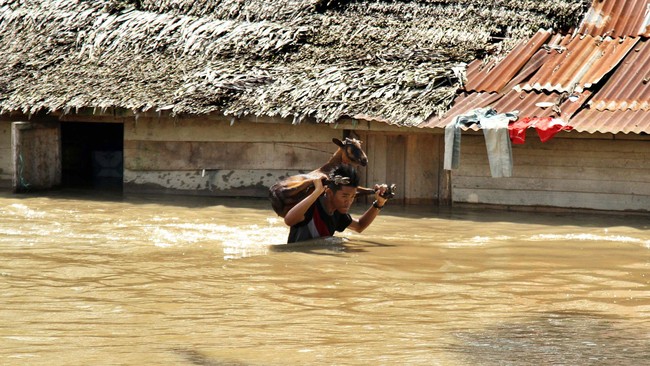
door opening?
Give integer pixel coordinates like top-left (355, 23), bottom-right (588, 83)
top-left (61, 122), bottom-right (123, 190)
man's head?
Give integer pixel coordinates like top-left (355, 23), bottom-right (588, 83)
top-left (327, 164), bottom-right (359, 191)
top-left (325, 164), bottom-right (359, 214)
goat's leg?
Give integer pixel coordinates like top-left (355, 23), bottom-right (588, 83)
top-left (355, 186), bottom-right (376, 196)
top-left (355, 184), bottom-right (397, 199)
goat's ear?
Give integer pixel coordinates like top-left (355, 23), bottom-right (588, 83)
top-left (332, 138), bottom-right (344, 147)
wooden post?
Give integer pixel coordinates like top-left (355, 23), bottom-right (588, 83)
top-left (11, 122), bottom-right (27, 192)
top-left (438, 135), bottom-right (452, 206)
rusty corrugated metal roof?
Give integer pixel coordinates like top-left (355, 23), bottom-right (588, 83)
top-left (520, 35), bottom-right (637, 93)
top-left (589, 37), bottom-right (650, 111)
top-left (491, 90), bottom-right (590, 121)
top-left (577, 0), bottom-right (650, 38)
top-left (419, 92), bottom-right (501, 128)
top-left (422, 97), bottom-right (650, 135)
top-left (465, 30), bottom-right (552, 93)
top-left (424, 87), bottom-right (650, 134)
top-left (462, 31), bottom-right (637, 94)
top-left (419, 89), bottom-right (589, 129)
top-left (420, 1), bottom-right (650, 135)
top-left (570, 108), bottom-right (650, 134)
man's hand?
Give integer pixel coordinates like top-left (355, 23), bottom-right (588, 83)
top-left (373, 183), bottom-right (389, 207)
top-left (313, 175), bottom-right (325, 194)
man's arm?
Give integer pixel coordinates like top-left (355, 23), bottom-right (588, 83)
top-left (284, 178), bottom-right (325, 227)
top-left (348, 184), bottom-right (389, 233)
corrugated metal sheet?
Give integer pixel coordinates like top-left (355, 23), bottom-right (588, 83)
top-left (419, 92), bottom-right (501, 128)
top-left (589, 37), bottom-right (650, 111)
top-left (465, 30), bottom-right (552, 93)
top-left (422, 93), bottom-right (650, 134)
top-left (462, 31), bottom-right (636, 95)
top-left (570, 108), bottom-right (650, 134)
top-left (419, 1), bottom-right (650, 135)
top-left (577, 0), bottom-right (650, 38)
top-left (420, 89), bottom-right (589, 129)
top-left (520, 35), bottom-right (638, 93)
top-left (491, 90), bottom-right (590, 121)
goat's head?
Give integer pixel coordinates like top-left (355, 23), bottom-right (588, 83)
top-left (333, 137), bottom-right (368, 167)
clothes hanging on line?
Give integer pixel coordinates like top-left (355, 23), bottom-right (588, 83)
top-left (444, 107), bottom-right (518, 178)
top-left (508, 117), bottom-right (573, 144)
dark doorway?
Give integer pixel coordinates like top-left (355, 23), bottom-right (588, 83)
top-left (61, 122), bottom-right (123, 190)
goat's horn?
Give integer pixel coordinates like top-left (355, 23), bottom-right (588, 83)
top-left (329, 175), bottom-right (350, 185)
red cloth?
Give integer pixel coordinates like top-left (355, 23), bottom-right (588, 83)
top-left (508, 117), bottom-right (538, 144)
top-left (534, 118), bottom-right (574, 142)
top-left (508, 117), bottom-right (572, 144)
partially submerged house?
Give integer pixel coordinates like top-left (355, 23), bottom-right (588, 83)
top-left (422, 0), bottom-right (650, 212)
top-left (8, 0), bottom-right (645, 214)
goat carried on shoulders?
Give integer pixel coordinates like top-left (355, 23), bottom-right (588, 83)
top-left (269, 137), bottom-right (396, 217)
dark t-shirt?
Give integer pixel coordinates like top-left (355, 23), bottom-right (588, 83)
top-left (287, 196), bottom-right (353, 243)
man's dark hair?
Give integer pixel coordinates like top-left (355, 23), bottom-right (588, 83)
top-left (327, 164), bottom-right (359, 192)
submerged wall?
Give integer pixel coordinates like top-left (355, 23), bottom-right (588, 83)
top-left (357, 131), bottom-right (442, 205)
top-left (123, 115), bottom-right (344, 197)
top-left (451, 130), bottom-right (650, 212)
top-left (122, 115), bottom-right (443, 205)
top-left (1, 111), bottom-right (443, 206)
top-left (16, 110), bottom-right (649, 213)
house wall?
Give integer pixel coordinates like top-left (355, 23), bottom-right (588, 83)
top-left (0, 122), bottom-right (12, 188)
top-left (123, 116), bottom-right (349, 197)
top-left (1, 111), bottom-right (442, 204)
top-left (358, 132), bottom-right (442, 205)
top-left (122, 115), bottom-right (443, 205)
top-left (452, 131), bottom-right (650, 212)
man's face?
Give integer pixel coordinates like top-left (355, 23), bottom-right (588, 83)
top-left (329, 186), bottom-right (357, 213)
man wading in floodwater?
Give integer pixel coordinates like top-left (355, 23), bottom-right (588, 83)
top-left (284, 164), bottom-right (390, 243)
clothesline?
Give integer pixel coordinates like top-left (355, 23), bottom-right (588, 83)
top-left (443, 108), bottom-right (574, 178)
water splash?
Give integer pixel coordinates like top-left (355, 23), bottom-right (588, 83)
top-left (6, 203), bottom-right (47, 218)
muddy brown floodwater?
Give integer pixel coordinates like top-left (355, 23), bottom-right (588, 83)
top-left (1, 190), bottom-right (649, 365)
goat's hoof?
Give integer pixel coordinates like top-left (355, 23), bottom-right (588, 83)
top-left (381, 184), bottom-right (397, 199)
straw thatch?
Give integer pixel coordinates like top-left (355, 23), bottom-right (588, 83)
top-left (0, 0), bottom-right (588, 126)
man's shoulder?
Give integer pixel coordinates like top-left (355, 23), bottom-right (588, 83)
top-left (291, 200), bottom-right (318, 227)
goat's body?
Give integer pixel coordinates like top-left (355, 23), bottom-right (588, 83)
top-left (269, 171), bottom-right (324, 218)
top-left (269, 170), bottom-right (376, 217)
top-left (269, 138), bottom-right (372, 218)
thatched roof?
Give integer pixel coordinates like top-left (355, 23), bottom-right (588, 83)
top-left (0, 0), bottom-right (588, 126)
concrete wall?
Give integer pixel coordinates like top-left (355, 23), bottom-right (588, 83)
top-left (123, 115), bottom-right (347, 197)
top-left (121, 115), bottom-right (444, 205)
top-left (2, 111), bottom-right (442, 205)
top-left (451, 130), bottom-right (650, 212)
top-left (9, 110), bottom-right (646, 213)
top-left (11, 122), bottom-right (62, 192)
top-left (0, 121), bottom-right (62, 191)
